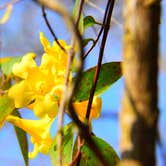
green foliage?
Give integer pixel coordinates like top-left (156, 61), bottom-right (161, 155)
top-left (84, 16), bottom-right (96, 29)
top-left (0, 95), bottom-right (15, 128)
top-left (12, 110), bottom-right (29, 166)
top-left (82, 38), bottom-right (95, 47)
top-left (50, 123), bottom-right (74, 165)
top-left (83, 16), bottom-right (101, 30)
top-left (1, 56), bottom-right (22, 76)
top-left (79, 136), bottom-right (120, 166)
top-left (73, 62), bottom-right (122, 102)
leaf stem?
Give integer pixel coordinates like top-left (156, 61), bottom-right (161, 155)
top-left (85, 0), bottom-right (115, 121)
top-left (56, 0), bottom-right (85, 165)
top-left (41, 5), bottom-right (66, 52)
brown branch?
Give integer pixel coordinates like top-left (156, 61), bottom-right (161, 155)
top-left (41, 5), bottom-right (65, 52)
top-left (120, 0), bottom-right (160, 165)
top-left (56, 0), bottom-right (85, 165)
top-left (85, 0), bottom-right (115, 120)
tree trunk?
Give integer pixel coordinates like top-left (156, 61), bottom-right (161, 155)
top-left (120, 1), bottom-right (160, 166)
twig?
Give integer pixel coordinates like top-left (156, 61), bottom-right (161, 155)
top-left (69, 136), bottom-right (82, 166)
top-left (86, 0), bottom-right (122, 29)
top-left (86, 0), bottom-right (115, 120)
top-left (83, 0), bottom-right (122, 59)
top-left (83, 0), bottom-right (110, 59)
top-left (41, 5), bottom-right (66, 52)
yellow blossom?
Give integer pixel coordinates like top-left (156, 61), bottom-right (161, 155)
top-left (8, 32), bottom-right (102, 121)
top-left (6, 32), bottom-right (102, 158)
top-left (6, 115), bottom-right (53, 159)
top-left (8, 32), bottom-right (69, 119)
top-left (12, 53), bottom-right (36, 79)
top-left (73, 97), bottom-right (102, 122)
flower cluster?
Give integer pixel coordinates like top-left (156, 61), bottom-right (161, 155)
top-left (5, 32), bottom-right (102, 158)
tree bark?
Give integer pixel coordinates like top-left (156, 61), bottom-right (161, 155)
top-left (120, 1), bottom-right (160, 166)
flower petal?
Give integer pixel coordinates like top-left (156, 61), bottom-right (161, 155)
top-left (73, 97), bottom-right (102, 121)
top-left (12, 53), bottom-right (36, 79)
top-left (40, 32), bottom-right (51, 52)
top-left (31, 94), bottom-right (58, 118)
top-left (6, 115), bottom-right (53, 158)
top-left (8, 80), bottom-right (35, 108)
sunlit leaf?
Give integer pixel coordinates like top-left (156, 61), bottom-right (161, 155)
top-left (73, 62), bottom-right (122, 102)
top-left (79, 136), bottom-right (120, 166)
top-left (12, 110), bottom-right (29, 166)
top-left (0, 95), bottom-right (15, 128)
top-left (84, 16), bottom-right (102, 30)
top-left (84, 16), bottom-right (96, 29)
top-left (1, 56), bottom-right (22, 76)
top-left (0, 57), bottom-right (12, 65)
top-left (50, 123), bottom-right (74, 165)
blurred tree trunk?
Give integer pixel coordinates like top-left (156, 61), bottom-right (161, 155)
top-left (120, 1), bottom-right (160, 166)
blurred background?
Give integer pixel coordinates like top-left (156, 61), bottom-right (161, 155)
top-left (0, 0), bottom-right (165, 165)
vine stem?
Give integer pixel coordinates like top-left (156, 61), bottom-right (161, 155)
top-left (42, 5), bottom-right (66, 51)
top-left (85, 0), bottom-right (115, 121)
top-left (56, 0), bottom-right (85, 165)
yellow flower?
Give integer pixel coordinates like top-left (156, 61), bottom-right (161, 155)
top-left (12, 53), bottom-right (36, 79)
top-left (8, 32), bottom-right (70, 119)
top-left (8, 32), bottom-right (102, 120)
top-left (73, 97), bottom-right (102, 122)
top-left (7, 32), bottom-right (102, 158)
top-left (6, 115), bottom-right (53, 159)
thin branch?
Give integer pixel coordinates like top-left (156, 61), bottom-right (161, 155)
top-left (86, 0), bottom-right (122, 29)
top-left (86, 0), bottom-right (115, 120)
top-left (69, 136), bottom-right (82, 166)
top-left (83, 0), bottom-right (110, 59)
top-left (41, 5), bottom-right (66, 52)
top-left (83, 0), bottom-right (122, 59)
top-left (56, 0), bottom-right (85, 165)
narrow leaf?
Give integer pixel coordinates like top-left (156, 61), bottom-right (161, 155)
top-left (73, 62), bottom-right (122, 102)
top-left (0, 95), bottom-right (15, 128)
top-left (79, 136), bottom-right (120, 166)
top-left (12, 110), bottom-right (29, 166)
top-left (1, 56), bottom-right (22, 76)
top-left (50, 123), bottom-right (74, 165)
top-left (0, 57), bottom-right (12, 65)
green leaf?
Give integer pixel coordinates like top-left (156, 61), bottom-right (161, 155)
top-left (50, 123), bottom-right (74, 165)
top-left (0, 95), bottom-right (15, 128)
top-left (12, 110), bottom-right (29, 166)
top-left (83, 38), bottom-right (95, 47)
top-left (83, 16), bottom-right (96, 30)
top-left (0, 57), bottom-right (12, 65)
top-left (72, 0), bottom-right (84, 34)
top-left (1, 56), bottom-right (22, 76)
top-left (73, 62), bottom-right (122, 102)
top-left (83, 16), bottom-right (102, 30)
top-left (79, 136), bottom-right (120, 166)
